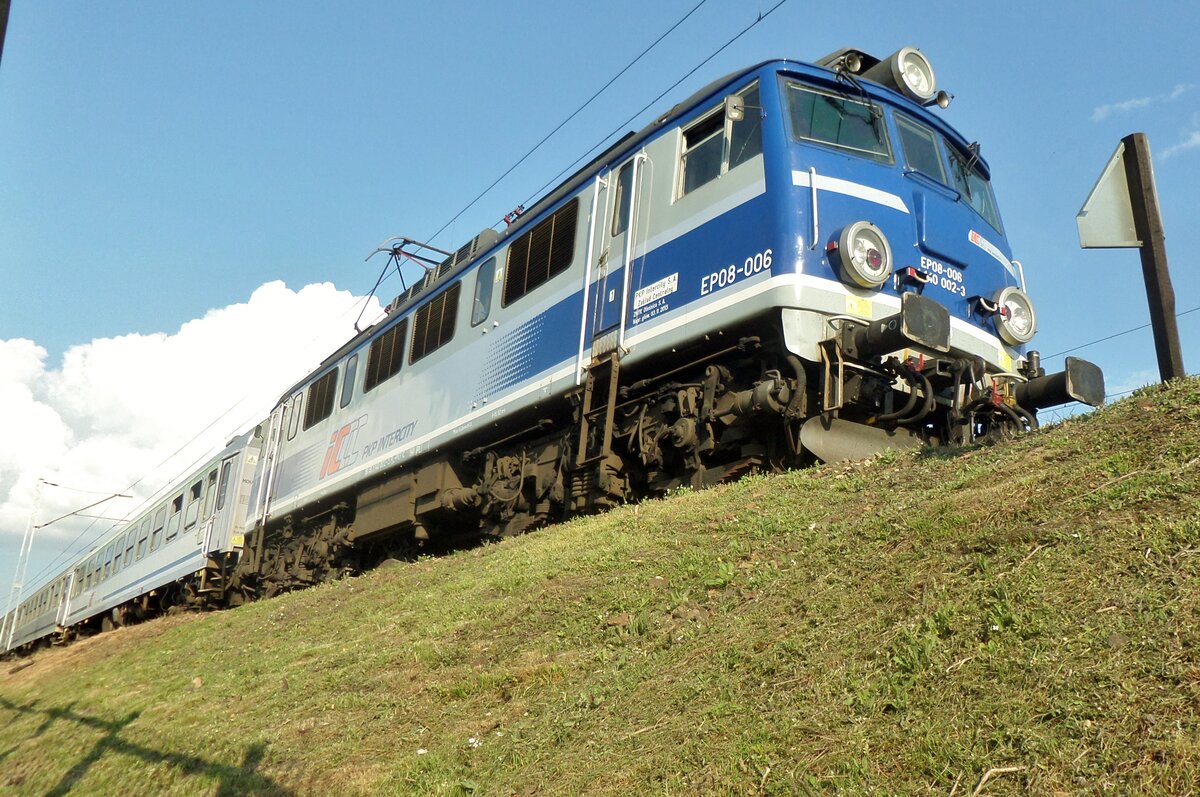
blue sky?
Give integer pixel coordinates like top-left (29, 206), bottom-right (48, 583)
top-left (2, 1), bottom-right (1198, 602)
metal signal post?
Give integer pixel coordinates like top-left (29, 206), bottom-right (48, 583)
top-left (1078, 133), bottom-right (1185, 382)
top-left (1121, 133), bottom-right (1185, 381)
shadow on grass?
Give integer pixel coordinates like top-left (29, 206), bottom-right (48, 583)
top-left (0, 695), bottom-right (291, 795)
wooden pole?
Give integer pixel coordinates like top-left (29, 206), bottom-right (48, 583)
top-left (0, 0), bottom-right (10, 69)
top-left (1122, 132), bottom-right (1185, 381)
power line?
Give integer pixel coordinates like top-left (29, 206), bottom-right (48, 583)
top-left (1045, 303), bottom-right (1199, 359)
top-left (520, 0), bottom-right (790, 210)
top-left (423, 0), bottom-right (712, 248)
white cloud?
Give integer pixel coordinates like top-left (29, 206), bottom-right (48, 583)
top-left (1160, 129), bottom-right (1200, 160)
top-left (0, 281), bottom-right (384, 600)
top-left (1091, 83), bottom-right (1192, 122)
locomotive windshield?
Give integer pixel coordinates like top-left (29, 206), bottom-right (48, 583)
top-left (785, 81), bottom-right (891, 163)
top-left (787, 77), bottom-right (1004, 233)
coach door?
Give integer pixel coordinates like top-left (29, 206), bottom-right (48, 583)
top-left (253, 394), bottom-right (297, 530)
top-left (588, 153), bottom-right (646, 356)
top-left (203, 457), bottom-right (235, 553)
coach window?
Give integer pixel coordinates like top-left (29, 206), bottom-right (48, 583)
top-left (304, 369), bottom-right (338, 430)
top-left (216, 460), bottom-right (233, 512)
top-left (365, 319), bottom-right (407, 392)
top-left (166, 495), bottom-right (183, 543)
top-left (286, 392), bottom-right (303, 441)
top-left (896, 114), bottom-right (946, 183)
top-left (136, 519), bottom-right (150, 559)
top-left (502, 199), bottom-right (579, 306)
top-left (410, 282), bottom-right (462, 363)
top-left (102, 543), bottom-right (114, 580)
top-left (203, 469), bottom-right (218, 517)
top-left (123, 528), bottom-right (136, 566)
top-left (110, 539), bottom-right (123, 577)
top-left (785, 81), bottom-right (892, 163)
top-left (471, 257), bottom-right (496, 326)
top-left (679, 82), bottom-right (763, 197)
top-left (150, 507), bottom-right (167, 552)
top-left (184, 480), bottom-right (203, 530)
top-left (340, 355), bottom-right (358, 408)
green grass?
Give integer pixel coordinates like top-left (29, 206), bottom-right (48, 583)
top-left (3, 378), bottom-right (1200, 795)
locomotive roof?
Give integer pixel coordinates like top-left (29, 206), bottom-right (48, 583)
top-left (277, 53), bottom-right (982, 404)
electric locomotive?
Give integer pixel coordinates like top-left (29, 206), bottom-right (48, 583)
top-left (227, 45), bottom-right (1103, 597)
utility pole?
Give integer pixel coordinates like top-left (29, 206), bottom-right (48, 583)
top-left (0, 0), bottom-right (11, 69)
top-left (3, 479), bottom-right (43, 652)
top-left (3, 482), bottom-right (130, 652)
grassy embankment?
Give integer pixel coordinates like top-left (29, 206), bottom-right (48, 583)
top-left (2, 378), bottom-right (1198, 796)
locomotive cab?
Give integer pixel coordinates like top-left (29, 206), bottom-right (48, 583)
top-left (767, 46), bottom-right (1104, 459)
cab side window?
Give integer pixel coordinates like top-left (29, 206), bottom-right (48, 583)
top-left (679, 82), bottom-right (763, 197)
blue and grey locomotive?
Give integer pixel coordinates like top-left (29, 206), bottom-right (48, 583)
top-left (3, 45), bottom-right (1102, 649)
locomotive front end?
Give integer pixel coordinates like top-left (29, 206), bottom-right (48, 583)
top-left (776, 47), bottom-right (1104, 461)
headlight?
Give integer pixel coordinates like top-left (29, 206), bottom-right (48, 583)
top-left (895, 47), bottom-right (937, 102)
top-left (994, 286), bottom-right (1036, 345)
top-left (836, 221), bottom-right (892, 289)
top-left (861, 46), bottom-right (938, 105)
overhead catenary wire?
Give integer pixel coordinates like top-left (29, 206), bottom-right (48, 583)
top-left (518, 0), bottom-right (790, 212)
top-left (341, 2), bottom-right (730, 339)
top-left (421, 0), bottom-right (713, 249)
top-left (1044, 303), bottom-right (1199, 359)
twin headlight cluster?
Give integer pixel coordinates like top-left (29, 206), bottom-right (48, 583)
top-left (831, 221), bottom-right (1037, 347)
top-left (821, 45), bottom-right (1032, 347)
top-left (861, 46), bottom-right (948, 108)
top-left (825, 45), bottom-right (951, 109)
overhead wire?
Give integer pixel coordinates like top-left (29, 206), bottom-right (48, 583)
top-left (519, 0), bottom-right (790, 210)
top-left (342, 2), bottom-right (725, 337)
top-left (1044, 303), bottom-right (1199, 359)
top-left (1033, 301), bottom-right (1198, 424)
top-left (422, 0), bottom-right (713, 249)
